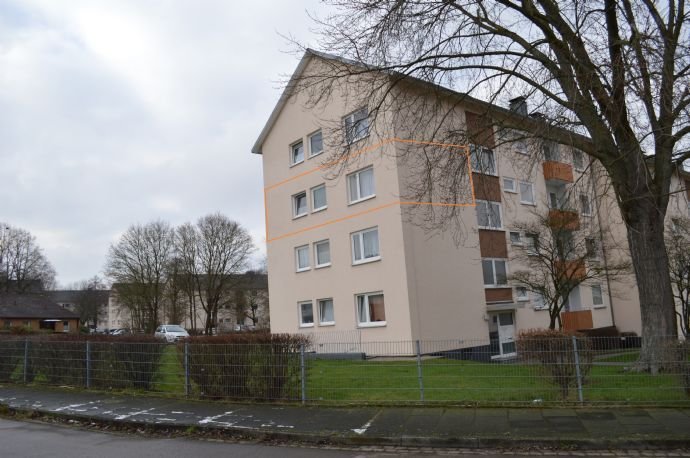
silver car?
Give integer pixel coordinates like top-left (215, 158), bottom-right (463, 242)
top-left (154, 325), bottom-right (190, 342)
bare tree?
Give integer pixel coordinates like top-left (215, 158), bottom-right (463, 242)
top-left (299, 0), bottom-right (690, 369)
top-left (510, 202), bottom-right (630, 329)
top-left (67, 276), bottom-right (108, 328)
top-left (175, 214), bottom-right (255, 335)
top-left (164, 257), bottom-right (190, 326)
top-left (104, 221), bottom-right (174, 333)
top-left (0, 223), bottom-right (56, 292)
top-left (667, 217), bottom-right (690, 338)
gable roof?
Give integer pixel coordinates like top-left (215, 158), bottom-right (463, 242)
top-left (0, 294), bottom-right (80, 320)
top-left (48, 290), bottom-right (110, 304)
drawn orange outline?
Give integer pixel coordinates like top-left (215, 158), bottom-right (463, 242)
top-left (264, 139), bottom-right (476, 243)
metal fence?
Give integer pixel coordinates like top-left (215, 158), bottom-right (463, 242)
top-left (0, 335), bottom-right (688, 406)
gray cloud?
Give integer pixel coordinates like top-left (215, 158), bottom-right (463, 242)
top-left (0, 0), bottom-right (322, 284)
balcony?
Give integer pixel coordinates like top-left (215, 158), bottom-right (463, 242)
top-left (543, 161), bottom-right (574, 183)
top-left (548, 208), bottom-right (580, 230)
top-left (561, 310), bottom-right (593, 331)
top-left (555, 259), bottom-right (586, 281)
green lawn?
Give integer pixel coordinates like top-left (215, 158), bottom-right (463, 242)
top-left (151, 345), bottom-right (186, 393)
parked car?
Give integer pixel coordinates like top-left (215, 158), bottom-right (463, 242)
top-left (110, 328), bottom-right (131, 336)
top-left (154, 325), bottom-right (189, 342)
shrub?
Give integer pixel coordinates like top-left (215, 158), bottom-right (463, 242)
top-left (516, 329), bottom-right (593, 400)
top-left (0, 337), bottom-right (24, 382)
top-left (179, 332), bottom-right (310, 400)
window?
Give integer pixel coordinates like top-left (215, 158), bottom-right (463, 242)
top-left (543, 142), bottom-right (559, 161)
top-left (580, 194), bottom-right (592, 216)
top-left (514, 140), bottom-right (528, 155)
top-left (592, 285), bottom-right (604, 307)
top-left (470, 145), bottom-right (497, 175)
top-left (314, 240), bottom-right (331, 267)
top-left (318, 299), bottom-right (335, 325)
top-left (295, 245), bottom-right (310, 272)
top-left (509, 231), bottom-right (522, 245)
top-left (352, 227), bottom-right (380, 264)
top-left (348, 166), bottom-right (375, 203)
top-left (516, 287), bottom-right (529, 301)
top-left (503, 177), bottom-right (516, 193)
top-left (293, 192), bottom-right (308, 218)
top-left (475, 200), bottom-right (502, 229)
top-left (573, 150), bottom-right (585, 170)
top-left (344, 108), bottom-right (370, 143)
top-left (548, 192), bottom-right (559, 209)
top-left (533, 292), bottom-right (547, 310)
top-left (290, 141), bottom-right (304, 165)
top-left (309, 130), bottom-right (323, 157)
top-left (311, 184), bottom-right (327, 212)
top-left (525, 233), bottom-right (539, 255)
top-left (299, 301), bottom-right (314, 327)
top-left (356, 292), bottom-right (386, 326)
top-left (482, 259), bottom-right (508, 287)
top-left (585, 237), bottom-right (599, 259)
top-left (519, 181), bottom-right (535, 205)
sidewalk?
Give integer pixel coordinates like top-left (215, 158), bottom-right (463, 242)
top-left (1, 386), bottom-right (689, 450)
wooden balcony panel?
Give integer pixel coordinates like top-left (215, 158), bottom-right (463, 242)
top-left (561, 310), bottom-right (593, 331)
top-left (485, 288), bottom-right (513, 303)
top-left (548, 209), bottom-right (581, 230)
top-left (479, 230), bottom-right (507, 258)
top-left (472, 173), bottom-right (501, 202)
top-left (543, 161), bottom-right (574, 183)
top-left (556, 259), bottom-right (587, 280)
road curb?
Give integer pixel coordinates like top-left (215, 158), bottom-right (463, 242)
top-left (2, 402), bottom-right (690, 451)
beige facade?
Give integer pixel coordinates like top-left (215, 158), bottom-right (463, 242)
top-left (254, 51), bottom-right (689, 354)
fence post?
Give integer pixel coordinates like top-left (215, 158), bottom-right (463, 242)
top-left (23, 338), bottom-right (29, 384)
top-left (184, 342), bottom-right (190, 397)
top-left (571, 335), bottom-right (584, 404)
top-left (85, 341), bottom-right (91, 389)
top-left (416, 340), bottom-right (424, 403)
top-left (300, 343), bottom-right (306, 405)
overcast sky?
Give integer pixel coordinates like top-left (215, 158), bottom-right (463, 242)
top-left (0, 0), bottom-right (324, 286)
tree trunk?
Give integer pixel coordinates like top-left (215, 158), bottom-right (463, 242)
top-left (623, 202), bottom-right (678, 373)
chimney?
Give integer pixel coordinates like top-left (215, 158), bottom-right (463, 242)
top-left (509, 96), bottom-right (528, 116)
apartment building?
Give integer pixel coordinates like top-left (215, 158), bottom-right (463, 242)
top-left (253, 50), bottom-right (688, 356)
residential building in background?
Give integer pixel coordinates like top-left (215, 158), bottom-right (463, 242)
top-left (0, 294), bottom-right (80, 333)
top-left (253, 50), bottom-right (690, 357)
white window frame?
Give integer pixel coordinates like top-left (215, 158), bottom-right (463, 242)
top-left (351, 227), bottom-right (381, 265)
top-left (314, 239), bottom-right (331, 268)
top-left (308, 130), bottom-right (324, 157)
top-left (318, 298), bottom-right (335, 326)
top-left (591, 285), bottom-right (605, 308)
top-left (482, 258), bottom-right (508, 288)
top-left (343, 107), bottom-right (370, 144)
top-left (475, 200), bottom-right (503, 230)
top-left (533, 292), bottom-right (548, 310)
top-left (298, 301), bottom-right (314, 328)
top-left (509, 231), bottom-right (522, 245)
top-left (515, 286), bottom-right (529, 301)
top-left (573, 150), bottom-right (585, 170)
top-left (295, 245), bottom-right (310, 272)
top-left (293, 191), bottom-right (308, 218)
top-left (585, 237), bottom-right (600, 260)
top-left (290, 140), bottom-right (304, 166)
top-left (580, 194), bottom-right (592, 216)
top-left (524, 233), bottom-right (539, 255)
top-left (503, 177), bottom-right (516, 193)
top-left (347, 166), bottom-right (376, 204)
top-left (519, 181), bottom-right (536, 205)
top-left (355, 292), bottom-right (386, 327)
top-left (470, 145), bottom-right (497, 176)
top-left (311, 184), bottom-right (327, 212)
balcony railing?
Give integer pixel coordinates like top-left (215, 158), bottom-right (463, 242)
top-left (543, 161), bottom-right (574, 183)
top-left (561, 309), bottom-right (593, 331)
top-left (555, 259), bottom-right (587, 280)
top-left (548, 208), bottom-right (581, 230)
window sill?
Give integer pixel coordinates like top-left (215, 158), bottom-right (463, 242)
top-left (484, 285), bottom-right (510, 289)
top-left (504, 189), bottom-right (517, 194)
top-left (592, 305), bottom-right (606, 309)
top-left (312, 206), bottom-right (327, 214)
top-left (290, 160), bottom-right (305, 168)
top-left (358, 321), bottom-right (387, 328)
top-left (478, 226), bottom-right (504, 231)
top-left (345, 133), bottom-right (370, 147)
top-left (534, 307), bottom-right (549, 311)
top-left (293, 213), bottom-right (308, 220)
top-left (296, 268), bottom-right (311, 273)
top-left (520, 201), bottom-right (537, 206)
top-left (348, 194), bottom-right (376, 206)
top-left (309, 150), bottom-right (324, 158)
top-left (299, 323), bottom-right (314, 328)
top-left (315, 263), bottom-right (331, 269)
top-left (472, 170), bottom-right (499, 177)
top-left (353, 256), bottom-right (381, 266)
top-left (516, 298), bottom-right (529, 302)
top-left (319, 322), bottom-right (335, 327)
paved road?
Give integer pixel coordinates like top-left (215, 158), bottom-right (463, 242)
top-left (2, 418), bottom-right (690, 458)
